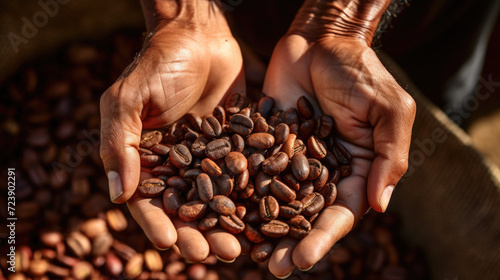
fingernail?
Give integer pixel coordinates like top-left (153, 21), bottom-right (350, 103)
top-left (275, 271), bottom-right (293, 279)
top-left (154, 245), bottom-right (170, 251)
top-left (107, 171), bottom-right (123, 202)
top-left (379, 185), bottom-right (395, 212)
top-left (215, 255), bottom-right (236, 263)
top-left (298, 264), bottom-right (314, 272)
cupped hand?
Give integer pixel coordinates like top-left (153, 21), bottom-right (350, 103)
top-left (262, 2), bottom-right (416, 276)
top-left (99, 1), bottom-right (244, 262)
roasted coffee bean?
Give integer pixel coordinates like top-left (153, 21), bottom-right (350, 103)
top-left (235, 170), bottom-right (249, 191)
top-left (186, 186), bottom-right (199, 201)
top-left (261, 152), bottom-right (289, 175)
top-left (183, 168), bottom-right (203, 182)
top-left (255, 171), bottom-right (272, 196)
top-left (319, 182), bottom-right (337, 207)
top-left (291, 153), bottom-right (310, 181)
top-left (270, 177), bottom-right (296, 202)
top-left (185, 113), bottom-right (203, 131)
top-left (163, 188), bottom-right (184, 216)
top-left (184, 127), bottom-right (200, 142)
top-left (288, 215), bottom-right (311, 239)
top-left (297, 96), bottom-right (315, 120)
top-left (247, 153), bottom-right (265, 176)
top-left (166, 176), bottom-right (190, 193)
top-left (198, 212), bottom-right (219, 231)
top-left (281, 133), bottom-right (297, 158)
top-left (138, 178), bottom-right (166, 197)
top-left (256, 96), bottom-right (275, 118)
top-left (301, 192), bottom-right (325, 216)
top-left (297, 180), bottom-right (314, 200)
top-left (138, 147), bottom-right (153, 156)
top-left (229, 114), bottom-right (254, 136)
top-left (201, 115), bottom-right (222, 138)
top-left (244, 223), bottom-right (266, 243)
top-left (265, 144), bottom-right (282, 158)
top-left (245, 210), bottom-right (263, 224)
top-left (333, 141), bottom-right (352, 165)
top-left (284, 108), bottom-right (299, 125)
top-left (209, 195), bottom-right (236, 216)
top-left (253, 117), bottom-right (268, 133)
top-left (140, 154), bottom-right (164, 168)
top-left (92, 232), bottom-right (113, 256)
top-left (191, 135), bottom-right (210, 158)
top-left (231, 134), bottom-right (245, 152)
top-left (219, 214), bottom-right (245, 234)
top-left (240, 107), bottom-right (251, 117)
top-left (163, 123), bottom-right (184, 144)
top-left (251, 241), bottom-right (274, 263)
top-left (282, 173), bottom-right (301, 191)
top-left (213, 106), bottom-right (226, 125)
top-left (307, 158), bottom-right (323, 180)
top-left (313, 166), bottom-right (329, 191)
top-left (178, 200), bottom-right (208, 222)
top-left (216, 174), bottom-right (233, 196)
top-left (259, 196), bottom-right (279, 221)
top-left (150, 144), bottom-right (171, 156)
top-left (279, 200), bottom-right (303, 218)
top-left (293, 138), bottom-right (307, 157)
top-left (205, 139), bottom-right (231, 160)
top-left (235, 203), bottom-right (247, 220)
top-left (66, 232), bottom-right (91, 258)
top-left (308, 135), bottom-right (327, 159)
top-left (225, 92), bottom-right (246, 114)
top-left (169, 144), bottom-right (192, 168)
top-left (200, 158), bottom-right (222, 177)
top-left (290, 123), bottom-right (300, 135)
top-left (329, 169), bottom-right (341, 185)
top-left (125, 254), bottom-right (144, 279)
top-left (299, 119), bottom-right (315, 140)
top-left (140, 131), bottom-right (163, 148)
top-left (314, 114), bottom-right (334, 138)
top-left (323, 151), bottom-right (339, 169)
top-left (152, 165), bottom-right (177, 177)
top-left (225, 152), bottom-right (248, 174)
top-left (105, 209), bottom-right (128, 232)
top-left (274, 123), bottom-right (290, 145)
top-left (260, 220), bottom-right (289, 238)
top-left (339, 165), bottom-right (352, 178)
top-left (247, 133), bottom-right (275, 149)
top-left (236, 234), bottom-right (253, 256)
top-left (196, 173), bottom-right (214, 202)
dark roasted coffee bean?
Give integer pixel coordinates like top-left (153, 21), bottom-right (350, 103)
top-left (291, 153), bottom-right (310, 181)
top-left (200, 158), bottom-right (222, 177)
top-left (235, 203), bottom-right (247, 220)
top-left (216, 174), bottom-right (233, 196)
top-left (259, 196), bottom-right (279, 221)
top-left (247, 154), bottom-right (265, 176)
top-left (293, 138), bottom-right (307, 157)
top-left (257, 96), bottom-right (275, 118)
top-left (265, 144), bottom-right (283, 158)
top-left (225, 92), bottom-right (246, 114)
top-left (235, 169), bottom-right (249, 191)
top-left (308, 135), bottom-right (327, 159)
top-left (225, 152), bottom-right (247, 174)
top-left (323, 151), bottom-right (339, 169)
top-left (297, 96), bottom-right (315, 120)
top-left (297, 180), bottom-right (314, 200)
top-left (229, 114), bottom-right (254, 136)
top-left (279, 200), bottom-right (303, 218)
top-left (138, 178), bottom-right (165, 197)
top-left (333, 141), bottom-right (352, 165)
top-left (268, 116), bottom-right (282, 127)
top-left (213, 106), bottom-right (226, 125)
top-left (219, 214), bottom-right (245, 234)
top-left (282, 173), bottom-right (301, 191)
top-left (284, 108), bottom-right (299, 125)
top-left (186, 186), bottom-right (200, 201)
top-left (163, 123), bottom-right (184, 144)
top-left (198, 212), bottom-right (218, 231)
top-left (169, 144), bottom-right (192, 168)
top-left (299, 119), bottom-right (315, 140)
top-left (150, 144), bottom-right (171, 156)
top-left (270, 177), bottom-right (296, 202)
top-left (196, 173), bottom-right (214, 202)
top-left (247, 133), bottom-right (275, 149)
top-left (260, 220), bottom-right (289, 238)
top-left (245, 210), bottom-right (263, 224)
top-left (184, 127), bottom-right (199, 142)
top-left (205, 139), bottom-right (231, 160)
top-left (340, 165), bottom-right (352, 178)
top-left (262, 152), bottom-right (289, 175)
top-left (314, 114), bottom-right (334, 138)
top-left (255, 171), bottom-right (272, 196)
top-left (231, 134), bottom-right (245, 152)
top-left (201, 115), bottom-right (222, 138)
top-left (289, 123), bottom-right (300, 135)
top-left (178, 200), bottom-right (208, 222)
top-left (301, 192), bottom-right (325, 216)
top-left (183, 168), bottom-right (203, 182)
top-left (288, 215), bottom-right (311, 239)
top-left (307, 158), bottom-right (322, 180)
top-left (140, 131), bottom-right (163, 148)
top-left (236, 234), bottom-right (253, 255)
top-left (163, 188), bottom-right (184, 216)
top-left (185, 113), bottom-right (203, 132)
top-left (140, 154), bottom-right (164, 168)
top-left (191, 135), bottom-right (210, 158)
top-left (138, 147), bottom-right (153, 156)
top-left (166, 176), bottom-right (190, 193)
top-left (244, 223), bottom-right (266, 243)
top-left (313, 166), bottom-right (329, 191)
top-left (329, 169), bottom-right (341, 185)
top-left (274, 123), bottom-right (290, 145)
top-left (319, 182), bottom-right (337, 207)
top-left (251, 241), bottom-right (274, 263)
top-left (253, 117), bottom-right (268, 133)
top-left (209, 195), bottom-right (236, 216)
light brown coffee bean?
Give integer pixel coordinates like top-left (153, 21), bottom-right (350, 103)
top-left (252, 117), bottom-right (268, 133)
top-left (200, 158), bottom-right (222, 177)
top-left (150, 143), bottom-right (171, 156)
top-left (225, 151), bottom-right (248, 174)
top-left (313, 166), bottom-right (329, 191)
top-left (196, 173), bottom-right (214, 202)
top-left (319, 182), bottom-right (337, 207)
top-left (235, 203), bottom-right (247, 220)
top-left (260, 220), bottom-right (289, 238)
top-left (140, 154), bottom-right (164, 168)
top-left (138, 178), bottom-right (166, 198)
top-left (92, 232), bottom-right (113, 256)
top-left (308, 135), bottom-right (327, 159)
top-left (307, 158), bottom-right (323, 180)
top-left (262, 152), bottom-right (289, 175)
top-left (140, 131), bottom-right (163, 148)
top-left (235, 169), bottom-right (249, 191)
top-left (213, 106), bottom-right (226, 125)
top-left (209, 195), bottom-right (236, 216)
top-left (169, 144), bottom-right (192, 168)
top-left (259, 196), bottom-right (279, 221)
top-left (291, 153), bottom-right (310, 181)
top-left (205, 139), bottom-right (231, 160)
top-left (198, 212), bottom-right (219, 231)
top-left (80, 218), bottom-right (108, 239)
top-left (279, 200), bottom-right (304, 218)
top-left (163, 188), bottom-right (184, 216)
top-left (288, 215), bottom-right (311, 239)
top-left (178, 200), bottom-right (208, 222)
top-left (244, 223), bottom-right (266, 243)
top-left (247, 133), bottom-right (275, 149)
top-left (282, 173), bottom-right (301, 191)
top-left (251, 241), bottom-right (274, 263)
top-left (216, 174), bottom-right (233, 196)
top-left (247, 153), bottom-right (265, 176)
top-left (66, 232), bottom-right (91, 258)
top-left (270, 177), bottom-right (296, 202)
top-left (231, 134), bottom-right (245, 152)
top-left (125, 254), bottom-right (144, 279)
top-left (219, 214), bottom-right (245, 234)
top-left (255, 171), bottom-right (272, 196)
top-left (301, 192), bottom-right (325, 216)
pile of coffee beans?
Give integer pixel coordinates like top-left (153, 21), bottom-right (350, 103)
top-left (137, 92), bottom-right (352, 262)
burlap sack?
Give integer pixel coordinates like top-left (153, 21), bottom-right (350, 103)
top-left (2, 2), bottom-right (499, 279)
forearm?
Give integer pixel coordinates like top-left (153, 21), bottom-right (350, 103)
top-left (290, 0), bottom-right (392, 45)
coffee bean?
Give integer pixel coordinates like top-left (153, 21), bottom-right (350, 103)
top-left (144, 249), bottom-right (163, 272)
top-left (319, 182), bottom-right (337, 207)
top-left (169, 144), bottom-right (192, 168)
top-left (284, 108), bottom-right (299, 125)
top-left (247, 154), bottom-right (265, 176)
top-left (201, 115), bottom-right (222, 138)
top-left (191, 135), bottom-right (210, 158)
top-left (323, 151), bottom-right (339, 169)
top-left (229, 114), bottom-right (254, 136)
top-left (198, 212), bottom-right (219, 231)
top-left (291, 153), bottom-right (310, 181)
top-left (279, 200), bottom-right (303, 218)
top-left (219, 214), bottom-right (245, 234)
top-left (308, 135), bottom-right (327, 159)
top-left (256, 96), bottom-right (275, 118)
top-left (184, 127), bottom-right (200, 142)
top-left (244, 223), bottom-right (266, 243)
top-left (288, 215), bottom-right (311, 239)
top-left (150, 144), bottom-right (171, 156)
top-left (235, 169), bottom-right (249, 192)
top-left (225, 92), bottom-right (246, 114)
top-left (247, 133), bottom-right (275, 149)
top-left (274, 123), bottom-right (290, 145)
top-left (163, 123), bottom-right (184, 144)
top-left (163, 188), bottom-right (184, 216)
top-left (297, 180), bottom-right (314, 200)
top-left (282, 173), bottom-right (301, 191)
top-left (301, 192), bottom-right (325, 216)
top-left (225, 152), bottom-right (248, 174)
top-left (124, 254), bottom-right (144, 279)
top-left (255, 171), bottom-right (272, 196)
top-left (196, 173), bottom-right (214, 202)
top-left (280, 133), bottom-right (296, 158)
top-left (186, 185), bottom-right (200, 201)
top-left (138, 178), bottom-right (166, 197)
top-left (297, 96), bottom-right (315, 120)
top-left (240, 107), bottom-right (252, 118)
top-left (270, 177), bottom-right (296, 202)
top-left (333, 141), bottom-right (352, 165)
top-left (140, 131), bottom-right (163, 149)
top-left (260, 220), bottom-right (289, 238)
top-left (231, 134), bottom-right (245, 152)
top-left (314, 114), bottom-right (334, 139)
top-left (339, 165), bottom-right (352, 178)
top-left (152, 165), bottom-right (177, 177)
top-left (166, 176), bottom-right (190, 193)
top-left (262, 152), bottom-right (289, 175)
top-left (205, 139), bottom-right (231, 160)
top-left (251, 241), bottom-right (274, 263)
top-left (185, 113), bottom-right (203, 132)
top-left (216, 174), bottom-right (233, 196)
top-left (140, 154), bottom-right (164, 168)
top-left (236, 234), bottom-right (253, 256)
top-left (290, 123), bottom-right (300, 135)
top-left (209, 195), bottom-right (236, 216)
top-left (299, 119), bottom-right (315, 140)
top-left (258, 196), bottom-right (279, 221)
top-left (66, 232), bottom-right (91, 258)
top-left (213, 106), bottom-right (226, 125)
top-left (178, 200), bottom-right (208, 222)
top-left (329, 169), bottom-right (341, 185)
top-left (313, 166), bottom-right (329, 191)
top-left (105, 209), bottom-right (128, 232)
top-left (307, 158), bottom-right (323, 180)
top-left (200, 158), bottom-right (222, 177)
top-left (252, 117), bottom-right (268, 133)
top-left (293, 138), bottom-right (307, 157)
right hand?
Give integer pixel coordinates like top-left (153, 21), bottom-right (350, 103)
top-left (99, 0), bottom-right (244, 262)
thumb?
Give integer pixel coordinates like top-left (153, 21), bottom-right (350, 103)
top-left (367, 92), bottom-right (416, 212)
top-left (99, 82), bottom-right (143, 204)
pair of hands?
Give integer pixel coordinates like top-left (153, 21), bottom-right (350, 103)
top-left (100, 0), bottom-right (415, 277)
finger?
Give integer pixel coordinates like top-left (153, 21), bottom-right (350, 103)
top-left (100, 82), bottom-right (143, 203)
top-left (205, 228), bottom-right (241, 262)
top-left (127, 195), bottom-right (177, 250)
top-left (268, 237), bottom-right (298, 278)
top-left (172, 219), bottom-right (210, 262)
top-left (367, 92), bottom-right (416, 212)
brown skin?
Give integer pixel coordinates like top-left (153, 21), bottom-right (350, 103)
top-left (100, 0), bottom-right (416, 276)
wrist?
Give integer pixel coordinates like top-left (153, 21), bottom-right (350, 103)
top-left (289, 0), bottom-right (391, 45)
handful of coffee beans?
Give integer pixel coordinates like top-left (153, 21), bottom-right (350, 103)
top-left (137, 93), bottom-right (352, 262)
